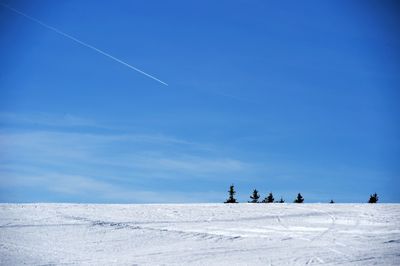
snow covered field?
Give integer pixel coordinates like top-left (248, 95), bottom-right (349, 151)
top-left (0, 204), bottom-right (399, 265)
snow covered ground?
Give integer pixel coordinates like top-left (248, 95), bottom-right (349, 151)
top-left (0, 203), bottom-right (399, 265)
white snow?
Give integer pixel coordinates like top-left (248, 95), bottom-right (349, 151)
top-left (0, 203), bottom-right (399, 265)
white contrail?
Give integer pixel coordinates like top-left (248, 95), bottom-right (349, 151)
top-left (0, 2), bottom-right (168, 86)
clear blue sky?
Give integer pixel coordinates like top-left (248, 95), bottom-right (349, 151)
top-left (0, 0), bottom-right (399, 203)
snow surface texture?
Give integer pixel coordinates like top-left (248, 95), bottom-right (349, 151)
top-left (0, 204), bottom-right (399, 265)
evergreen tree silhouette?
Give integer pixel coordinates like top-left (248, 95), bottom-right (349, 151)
top-left (278, 197), bottom-right (285, 203)
top-left (249, 189), bottom-right (260, 203)
top-left (294, 193), bottom-right (304, 203)
top-left (262, 192), bottom-right (274, 203)
top-left (368, 193), bottom-right (378, 203)
top-left (224, 185), bottom-right (238, 203)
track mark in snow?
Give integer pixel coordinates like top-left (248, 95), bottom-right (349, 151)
top-left (277, 205), bottom-right (357, 263)
top-left (385, 239), bottom-right (400, 244)
top-left (0, 223), bottom-right (87, 228)
top-left (307, 208), bottom-right (337, 242)
top-left (275, 214), bottom-right (311, 242)
top-left (306, 256), bottom-right (325, 264)
top-left (327, 247), bottom-right (345, 255)
top-left (64, 215), bottom-right (241, 242)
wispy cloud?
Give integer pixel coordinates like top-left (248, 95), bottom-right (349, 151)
top-left (0, 112), bottom-right (213, 150)
top-left (0, 170), bottom-right (221, 203)
top-left (0, 130), bottom-right (247, 176)
top-left (149, 157), bottom-right (245, 173)
top-left (0, 112), bottom-right (249, 202)
top-left (0, 112), bottom-right (97, 128)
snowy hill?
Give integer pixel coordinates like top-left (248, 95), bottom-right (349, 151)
top-left (1, 203), bottom-right (399, 265)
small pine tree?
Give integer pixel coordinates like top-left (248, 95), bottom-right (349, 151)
top-left (330, 200), bottom-right (335, 204)
top-left (249, 189), bottom-right (260, 203)
top-left (224, 185), bottom-right (238, 203)
top-left (278, 197), bottom-right (285, 203)
top-left (294, 193), bottom-right (304, 203)
top-left (263, 192), bottom-right (274, 203)
top-left (368, 193), bottom-right (378, 203)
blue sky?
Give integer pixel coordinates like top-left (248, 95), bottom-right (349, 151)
top-left (0, 0), bottom-right (399, 203)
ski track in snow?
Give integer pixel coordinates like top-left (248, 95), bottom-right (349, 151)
top-left (0, 203), bottom-right (399, 265)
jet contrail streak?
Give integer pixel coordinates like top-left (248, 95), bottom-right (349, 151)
top-left (0, 3), bottom-right (168, 86)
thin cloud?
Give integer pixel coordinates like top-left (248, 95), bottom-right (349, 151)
top-left (0, 170), bottom-right (222, 203)
top-left (0, 128), bottom-right (249, 183)
top-left (0, 112), bottom-right (97, 128)
top-left (0, 112), bottom-right (212, 151)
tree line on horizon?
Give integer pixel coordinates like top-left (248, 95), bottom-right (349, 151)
top-left (224, 185), bottom-right (379, 204)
